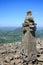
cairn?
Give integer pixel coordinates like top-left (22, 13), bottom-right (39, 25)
top-left (22, 11), bottom-right (36, 60)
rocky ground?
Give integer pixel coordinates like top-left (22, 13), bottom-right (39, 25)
top-left (0, 38), bottom-right (43, 65)
top-left (0, 42), bottom-right (30, 65)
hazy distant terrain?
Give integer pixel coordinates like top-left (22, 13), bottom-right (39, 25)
top-left (36, 27), bottom-right (43, 38)
top-left (0, 27), bottom-right (43, 43)
top-left (0, 27), bottom-right (22, 43)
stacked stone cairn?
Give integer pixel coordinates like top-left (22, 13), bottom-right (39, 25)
top-left (22, 11), bottom-right (37, 64)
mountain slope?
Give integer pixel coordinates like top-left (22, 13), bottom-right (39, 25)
top-left (0, 27), bottom-right (43, 43)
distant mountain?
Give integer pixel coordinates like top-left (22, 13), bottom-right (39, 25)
top-left (0, 27), bottom-right (17, 31)
top-left (0, 27), bottom-right (43, 43)
top-left (36, 30), bottom-right (43, 38)
top-left (0, 27), bottom-right (22, 43)
top-left (37, 27), bottom-right (43, 30)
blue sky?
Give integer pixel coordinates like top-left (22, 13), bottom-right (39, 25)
top-left (0, 0), bottom-right (43, 27)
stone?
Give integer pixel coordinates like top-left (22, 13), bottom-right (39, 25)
top-left (14, 59), bottom-right (21, 65)
top-left (26, 11), bottom-right (33, 21)
top-left (11, 60), bottom-right (16, 65)
top-left (22, 11), bottom-right (36, 59)
top-left (4, 56), bottom-right (10, 63)
top-left (14, 54), bottom-right (21, 59)
top-left (17, 63), bottom-right (22, 65)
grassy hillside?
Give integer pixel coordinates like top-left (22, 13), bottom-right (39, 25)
top-left (36, 30), bottom-right (43, 38)
top-left (0, 27), bottom-right (43, 43)
top-left (0, 28), bottom-right (22, 43)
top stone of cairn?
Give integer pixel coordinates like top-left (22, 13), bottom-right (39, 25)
top-left (26, 11), bottom-right (33, 21)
